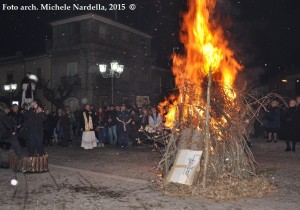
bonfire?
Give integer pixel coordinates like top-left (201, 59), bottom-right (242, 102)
top-left (157, 0), bottom-right (277, 199)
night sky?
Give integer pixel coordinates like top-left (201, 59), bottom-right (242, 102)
top-left (0, 0), bottom-right (300, 77)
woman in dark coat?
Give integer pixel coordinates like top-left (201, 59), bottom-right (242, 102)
top-left (282, 99), bottom-right (299, 152)
top-left (265, 100), bottom-right (281, 142)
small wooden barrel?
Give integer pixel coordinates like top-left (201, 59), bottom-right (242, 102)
top-left (9, 152), bottom-right (49, 172)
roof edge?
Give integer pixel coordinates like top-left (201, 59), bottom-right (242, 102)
top-left (50, 13), bottom-right (152, 39)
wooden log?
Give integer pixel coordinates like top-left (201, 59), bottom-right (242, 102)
top-left (32, 157), bottom-right (35, 172)
top-left (8, 152), bottom-right (49, 172)
top-left (45, 154), bottom-right (48, 171)
top-left (37, 156), bottom-right (41, 172)
top-left (35, 156), bottom-right (41, 172)
top-left (10, 153), bottom-right (16, 170)
top-left (35, 156), bottom-right (38, 172)
top-left (201, 67), bottom-right (212, 188)
top-left (30, 157), bottom-right (33, 171)
top-left (22, 157), bottom-right (26, 171)
top-left (18, 157), bottom-right (22, 171)
top-left (44, 155), bottom-right (47, 171)
top-left (39, 156), bottom-right (43, 172)
top-left (40, 156), bottom-right (44, 172)
top-left (26, 157), bottom-right (29, 171)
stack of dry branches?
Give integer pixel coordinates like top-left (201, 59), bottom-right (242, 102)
top-left (157, 81), bottom-right (282, 199)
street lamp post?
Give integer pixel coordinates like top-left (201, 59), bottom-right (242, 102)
top-left (98, 60), bottom-right (124, 104)
top-left (4, 82), bottom-right (18, 104)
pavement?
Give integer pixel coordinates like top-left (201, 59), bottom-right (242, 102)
top-left (0, 138), bottom-right (300, 210)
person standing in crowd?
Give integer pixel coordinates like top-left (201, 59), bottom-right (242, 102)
top-left (115, 105), bottom-right (121, 112)
top-left (129, 109), bottom-right (141, 146)
top-left (80, 104), bottom-right (98, 149)
top-left (23, 101), bottom-right (47, 156)
top-left (53, 109), bottom-right (63, 144)
top-left (116, 105), bottom-right (131, 149)
top-left (105, 105), bottom-right (118, 145)
top-left (8, 104), bottom-right (25, 147)
top-left (50, 111), bottom-right (59, 144)
top-left (282, 99), bottom-right (299, 152)
top-left (43, 109), bottom-right (54, 146)
top-left (149, 107), bottom-right (163, 130)
top-left (56, 109), bottom-right (70, 147)
top-left (265, 100), bottom-right (281, 143)
top-left (73, 107), bottom-right (82, 141)
top-left (0, 102), bottom-right (24, 159)
top-left (142, 97), bottom-right (150, 110)
top-left (65, 106), bottom-right (75, 144)
top-left (140, 108), bottom-right (149, 128)
top-left (130, 103), bottom-right (138, 113)
top-left (90, 104), bottom-right (96, 116)
top-left (103, 105), bottom-right (111, 144)
top-left (96, 107), bottom-right (106, 147)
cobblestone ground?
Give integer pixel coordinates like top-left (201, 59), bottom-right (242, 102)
top-left (0, 139), bottom-right (299, 210)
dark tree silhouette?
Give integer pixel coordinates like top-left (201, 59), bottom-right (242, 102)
top-left (38, 76), bottom-right (80, 110)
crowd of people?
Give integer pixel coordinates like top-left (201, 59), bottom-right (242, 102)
top-left (0, 98), bottom-right (165, 159)
top-left (262, 96), bottom-right (300, 152)
top-left (78, 102), bottom-right (163, 149)
top-left (1, 94), bottom-right (300, 163)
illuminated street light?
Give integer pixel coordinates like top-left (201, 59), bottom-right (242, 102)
top-left (98, 60), bottom-right (124, 104)
top-left (4, 82), bottom-right (17, 91)
top-left (3, 82), bottom-right (18, 105)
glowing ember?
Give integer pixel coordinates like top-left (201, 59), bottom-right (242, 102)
top-left (160, 0), bottom-right (243, 128)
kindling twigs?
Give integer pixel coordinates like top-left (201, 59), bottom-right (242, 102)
top-left (156, 81), bottom-right (280, 199)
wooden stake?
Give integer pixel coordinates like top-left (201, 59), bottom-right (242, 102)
top-left (179, 80), bottom-right (187, 127)
top-left (202, 68), bottom-right (212, 188)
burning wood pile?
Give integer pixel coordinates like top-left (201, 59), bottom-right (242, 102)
top-left (156, 0), bottom-right (277, 199)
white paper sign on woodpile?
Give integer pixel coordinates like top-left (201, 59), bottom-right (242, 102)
top-left (166, 149), bottom-right (203, 185)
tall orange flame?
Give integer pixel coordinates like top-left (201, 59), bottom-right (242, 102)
top-left (160, 0), bottom-right (243, 128)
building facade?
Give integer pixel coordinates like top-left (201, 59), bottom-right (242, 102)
top-left (50, 13), bottom-right (172, 108)
top-left (270, 73), bottom-right (300, 98)
top-left (0, 14), bottom-right (173, 110)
